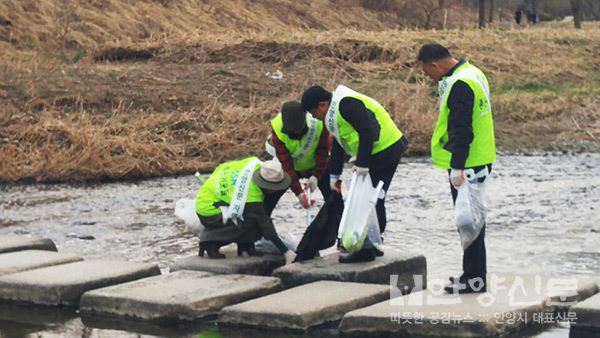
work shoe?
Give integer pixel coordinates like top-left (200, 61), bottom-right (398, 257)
top-left (338, 248), bottom-right (375, 263)
top-left (444, 277), bottom-right (486, 294)
top-left (198, 241), bottom-right (226, 259)
top-left (237, 242), bottom-right (263, 257)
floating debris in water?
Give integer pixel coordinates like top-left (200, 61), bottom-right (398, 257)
top-left (67, 234), bottom-right (96, 240)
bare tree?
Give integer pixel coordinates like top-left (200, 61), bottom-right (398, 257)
top-left (439, 0), bottom-right (447, 29)
top-left (571, 0), bottom-right (582, 29)
top-left (479, 0), bottom-right (486, 28)
top-left (489, 0), bottom-right (495, 23)
top-left (415, 0), bottom-right (445, 29)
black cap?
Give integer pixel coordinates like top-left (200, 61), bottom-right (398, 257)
top-left (281, 101), bottom-right (306, 134)
top-left (300, 86), bottom-right (331, 112)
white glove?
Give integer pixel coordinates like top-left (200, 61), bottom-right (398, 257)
top-left (296, 192), bottom-right (310, 209)
top-left (352, 165), bottom-right (369, 176)
top-left (450, 168), bottom-right (465, 188)
top-left (308, 175), bottom-right (318, 192)
top-left (330, 175), bottom-right (341, 193)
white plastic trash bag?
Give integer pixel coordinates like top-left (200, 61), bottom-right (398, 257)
top-left (454, 168), bottom-right (488, 250)
top-left (174, 198), bottom-right (204, 235)
top-left (339, 173), bottom-right (384, 254)
top-left (254, 233), bottom-right (300, 254)
top-left (365, 209), bottom-right (383, 252)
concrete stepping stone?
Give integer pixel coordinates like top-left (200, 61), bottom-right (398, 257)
top-left (0, 259), bottom-right (161, 306)
top-left (571, 292), bottom-right (600, 334)
top-left (80, 270), bottom-right (283, 323)
top-left (339, 273), bottom-right (599, 338)
top-left (218, 280), bottom-right (389, 332)
top-left (0, 235), bottom-right (57, 253)
top-left (170, 247), bottom-right (285, 276)
top-left (272, 250), bottom-right (426, 289)
top-left (0, 250), bottom-right (82, 276)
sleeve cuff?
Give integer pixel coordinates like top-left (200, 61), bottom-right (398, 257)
top-left (450, 154), bottom-right (468, 169)
top-left (354, 157), bottom-right (370, 168)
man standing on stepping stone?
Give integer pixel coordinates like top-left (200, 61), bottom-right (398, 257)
top-left (300, 85), bottom-right (408, 263)
top-left (195, 157), bottom-right (294, 260)
top-left (417, 43), bottom-right (496, 294)
top-left (264, 101), bottom-right (331, 215)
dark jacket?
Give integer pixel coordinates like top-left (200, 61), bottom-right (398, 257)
top-left (329, 97), bottom-right (407, 175)
top-left (445, 60), bottom-right (475, 170)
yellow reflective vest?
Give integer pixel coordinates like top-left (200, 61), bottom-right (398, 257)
top-left (431, 62), bottom-right (496, 169)
top-left (325, 85), bottom-right (403, 157)
top-left (195, 157), bottom-right (264, 217)
top-left (270, 113), bottom-right (324, 172)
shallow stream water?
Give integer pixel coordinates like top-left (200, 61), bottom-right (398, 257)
top-left (0, 153), bottom-right (599, 337)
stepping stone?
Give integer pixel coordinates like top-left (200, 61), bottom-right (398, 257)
top-left (80, 271), bottom-right (283, 323)
top-left (571, 292), bottom-right (600, 334)
top-left (170, 247), bottom-right (285, 276)
top-left (272, 250), bottom-right (426, 289)
top-left (339, 273), bottom-right (599, 338)
top-left (218, 280), bottom-right (389, 332)
top-left (0, 250), bottom-right (82, 276)
top-left (0, 259), bottom-right (161, 306)
top-left (0, 235), bottom-right (57, 254)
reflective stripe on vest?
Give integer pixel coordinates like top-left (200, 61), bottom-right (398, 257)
top-left (431, 62), bottom-right (496, 169)
top-left (325, 85), bottom-right (402, 157)
top-left (195, 157), bottom-right (265, 217)
top-left (270, 113), bottom-right (323, 172)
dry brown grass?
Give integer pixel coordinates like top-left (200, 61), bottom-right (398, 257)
top-left (1, 1), bottom-right (599, 183)
top-left (0, 0), bottom-right (411, 50)
top-left (0, 106), bottom-right (273, 182)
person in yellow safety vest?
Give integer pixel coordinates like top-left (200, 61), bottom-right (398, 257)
top-left (300, 85), bottom-right (409, 263)
top-left (265, 101), bottom-right (332, 215)
top-left (195, 157), bottom-right (294, 260)
top-left (417, 43), bottom-right (496, 294)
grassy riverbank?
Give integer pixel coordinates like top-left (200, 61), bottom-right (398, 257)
top-left (1, 1), bottom-right (599, 183)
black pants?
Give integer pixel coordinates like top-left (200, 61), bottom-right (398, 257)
top-left (263, 173), bottom-right (331, 216)
top-left (368, 138), bottom-right (406, 233)
top-left (450, 164), bottom-right (491, 280)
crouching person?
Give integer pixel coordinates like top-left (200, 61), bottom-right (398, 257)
top-left (195, 157), bottom-right (292, 259)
